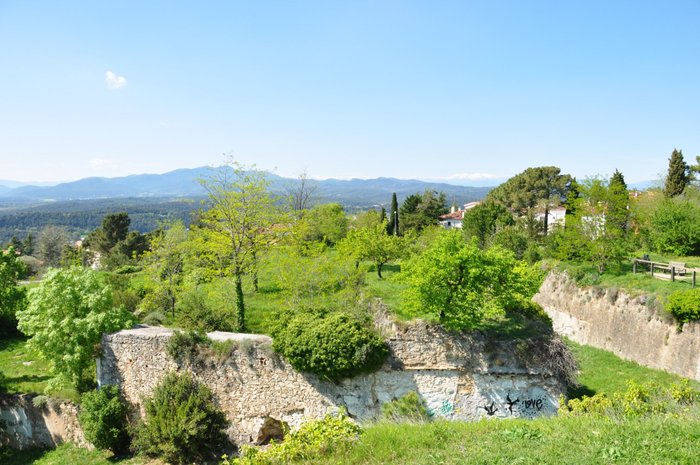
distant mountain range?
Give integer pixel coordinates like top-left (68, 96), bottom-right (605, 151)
top-left (0, 167), bottom-right (492, 207)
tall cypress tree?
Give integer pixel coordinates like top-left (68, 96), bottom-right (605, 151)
top-left (387, 192), bottom-right (399, 235)
top-left (664, 149), bottom-right (689, 197)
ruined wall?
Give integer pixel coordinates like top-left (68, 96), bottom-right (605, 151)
top-left (534, 271), bottom-right (700, 381)
top-left (0, 394), bottom-right (86, 449)
top-left (99, 324), bottom-right (566, 445)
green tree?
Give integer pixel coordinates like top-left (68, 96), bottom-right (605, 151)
top-left (402, 230), bottom-right (541, 330)
top-left (0, 247), bottom-right (27, 336)
top-left (399, 190), bottom-right (447, 233)
top-left (566, 177), bottom-right (632, 272)
top-left (301, 203), bottom-right (348, 246)
top-left (338, 221), bottom-right (402, 279)
top-left (664, 149), bottom-right (690, 197)
top-left (648, 198), bottom-right (700, 256)
top-left (387, 192), bottom-right (399, 235)
top-left (462, 201), bottom-right (513, 249)
top-left (79, 385), bottom-right (129, 453)
top-left (36, 225), bottom-right (70, 267)
top-left (195, 162), bottom-right (278, 332)
top-left (88, 212), bottom-right (131, 255)
top-left (22, 233), bottom-right (35, 256)
top-left (142, 221), bottom-right (188, 317)
top-left (487, 166), bottom-right (573, 235)
top-left (16, 267), bottom-right (133, 391)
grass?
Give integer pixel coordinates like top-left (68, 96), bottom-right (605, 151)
top-left (554, 260), bottom-right (695, 304)
top-left (0, 336), bottom-right (76, 400)
top-left (293, 416), bottom-right (700, 464)
top-left (566, 339), bottom-right (700, 399)
top-left (0, 444), bottom-right (153, 465)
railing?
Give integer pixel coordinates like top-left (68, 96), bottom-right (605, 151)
top-left (633, 258), bottom-right (697, 288)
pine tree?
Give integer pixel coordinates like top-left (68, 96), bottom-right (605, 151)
top-left (610, 169), bottom-right (627, 191)
top-left (664, 149), bottom-right (689, 197)
top-left (387, 193), bottom-right (399, 235)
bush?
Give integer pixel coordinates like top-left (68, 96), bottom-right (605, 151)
top-left (79, 385), bottom-right (129, 453)
top-left (176, 287), bottom-right (232, 332)
top-left (132, 372), bottom-right (229, 465)
top-left (227, 410), bottom-right (360, 465)
top-left (272, 312), bottom-right (388, 380)
top-left (166, 330), bottom-right (210, 361)
top-left (381, 392), bottom-right (432, 422)
top-left (649, 199), bottom-right (700, 256)
top-left (666, 288), bottom-right (700, 328)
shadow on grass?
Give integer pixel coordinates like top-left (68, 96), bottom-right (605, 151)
top-left (567, 383), bottom-right (597, 400)
top-left (0, 448), bottom-right (47, 465)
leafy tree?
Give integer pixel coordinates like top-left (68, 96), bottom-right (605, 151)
top-left (462, 201), bottom-right (513, 249)
top-left (487, 166), bottom-right (573, 235)
top-left (401, 230), bottom-right (541, 330)
top-left (16, 267), bottom-right (134, 391)
top-left (338, 221), bottom-right (402, 278)
top-left (301, 203), bottom-right (348, 246)
top-left (387, 192), bottom-right (399, 235)
top-left (36, 225), bottom-right (70, 267)
top-left (195, 162), bottom-right (278, 332)
top-left (132, 372), bottom-right (229, 465)
top-left (22, 233), bottom-right (35, 256)
top-left (664, 149), bottom-right (690, 197)
top-left (399, 190), bottom-right (447, 233)
top-left (351, 209), bottom-right (384, 230)
top-left (142, 221), bottom-right (188, 317)
top-left (563, 177), bottom-right (632, 272)
top-left (0, 247), bottom-right (27, 336)
top-left (648, 198), bottom-right (700, 256)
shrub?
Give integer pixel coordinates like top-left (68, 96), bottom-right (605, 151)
top-left (381, 392), bottom-right (432, 422)
top-left (666, 288), bottom-right (700, 328)
top-left (166, 330), bottom-right (210, 361)
top-left (227, 410), bottom-right (360, 465)
top-left (79, 385), bottom-right (129, 453)
top-left (142, 311), bottom-right (166, 326)
top-left (132, 372), bottom-right (229, 465)
top-left (272, 311), bottom-right (388, 380)
top-left (176, 287), bottom-right (232, 332)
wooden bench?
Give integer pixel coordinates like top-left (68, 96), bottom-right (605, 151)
top-left (669, 261), bottom-right (687, 276)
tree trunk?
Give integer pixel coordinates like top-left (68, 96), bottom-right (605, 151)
top-left (377, 262), bottom-right (383, 279)
top-left (543, 206), bottom-right (549, 236)
top-left (234, 272), bottom-right (246, 332)
top-left (251, 250), bottom-right (259, 293)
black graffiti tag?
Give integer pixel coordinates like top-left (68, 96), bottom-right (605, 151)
top-left (522, 398), bottom-right (544, 411)
top-left (483, 402), bottom-right (498, 416)
top-left (506, 393), bottom-right (519, 414)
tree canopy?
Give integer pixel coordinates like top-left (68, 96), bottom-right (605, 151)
top-left (0, 247), bottom-right (27, 335)
top-left (664, 149), bottom-right (690, 197)
top-left (17, 266), bottom-right (133, 390)
top-left (399, 190), bottom-right (447, 233)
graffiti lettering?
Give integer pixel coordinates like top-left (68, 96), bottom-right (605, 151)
top-left (439, 400), bottom-right (455, 415)
top-left (522, 398), bottom-right (544, 411)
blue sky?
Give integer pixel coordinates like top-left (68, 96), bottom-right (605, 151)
top-left (1, 1), bottom-right (699, 184)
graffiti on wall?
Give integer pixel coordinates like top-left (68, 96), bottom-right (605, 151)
top-left (480, 392), bottom-right (549, 418)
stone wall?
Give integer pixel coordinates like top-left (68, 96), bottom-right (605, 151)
top-left (0, 394), bottom-right (86, 449)
top-left (534, 271), bottom-right (700, 381)
top-left (99, 324), bottom-right (566, 445)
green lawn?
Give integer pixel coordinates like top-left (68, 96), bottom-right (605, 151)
top-left (0, 444), bottom-right (151, 465)
top-left (566, 339), bottom-right (700, 399)
top-left (0, 337), bottom-right (76, 400)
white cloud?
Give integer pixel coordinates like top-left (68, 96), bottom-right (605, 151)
top-left (105, 70), bottom-right (127, 89)
top-left (89, 158), bottom-right (119, 170)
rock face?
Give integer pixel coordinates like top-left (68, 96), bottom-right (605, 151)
top-left (0, 394), bottom-right (86, 449)
top-left (534, 271), bottom-right (700, 381)
top-left (99, 324), bottom-right (566, 445)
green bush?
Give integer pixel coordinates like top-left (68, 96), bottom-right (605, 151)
top-left (666, 288), bottom-right (700, 327)
top-left (381, 391), bottom-right (432, 422)
top-left (132, 372), bottom-right (229, 465)
top-left (79, 385), bottom-right (129, 453)
top-left (649, 199), bottom-right (700, 256)
top-left (227, 410), bottom-right (361, 465)
top-left (166, 330), bottom-right (210, 361)
top-left (176, 287), bottom-right (232, 332)
top-left (272, 311), bottom-right (388, 380)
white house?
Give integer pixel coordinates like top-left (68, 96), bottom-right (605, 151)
top-left (439, 202), bottom-right (482, 229)
top-left (534, 206), bottom-right (566, 232)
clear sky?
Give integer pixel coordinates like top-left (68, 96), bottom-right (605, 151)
top-left (1, 1), bottom-right (699, 184)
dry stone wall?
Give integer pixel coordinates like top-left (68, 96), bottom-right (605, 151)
top-left (99, 324), bottom-right (566, 445)
top-left (534, 271), bottom-right (700, 381)
top-left (0, 394), bottom-right (86, 449)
